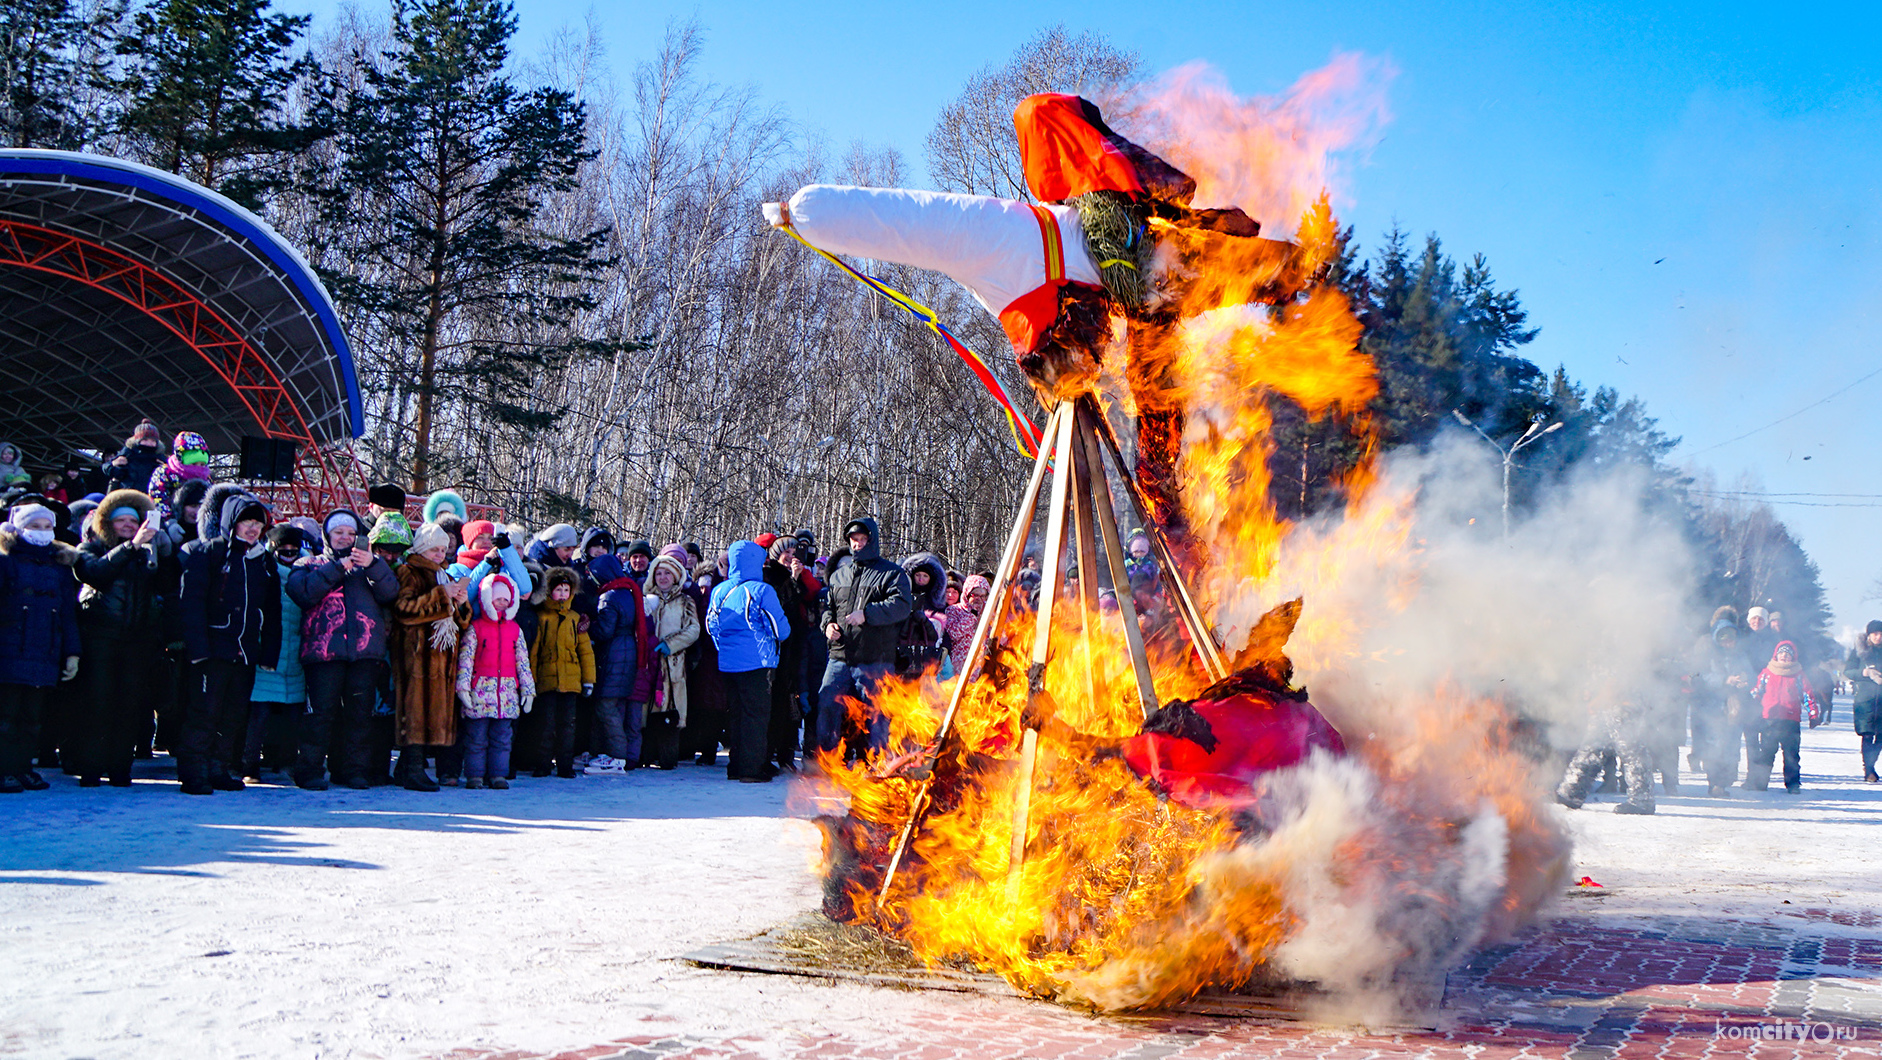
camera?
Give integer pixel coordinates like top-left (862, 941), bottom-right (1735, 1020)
top-left (491, 531), bottom-right (510, 551)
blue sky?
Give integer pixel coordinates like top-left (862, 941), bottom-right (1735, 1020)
top-left (295, 0), bottom-right (1882, 629)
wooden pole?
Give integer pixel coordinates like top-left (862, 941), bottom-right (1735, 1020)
top-left (1068, 411), bottom-right (1100, 722)
top-left (1084, 405), bottom-right (1230, 681)
top-left (1079, 402), bottom-right (1158, 719)
top-left (875, 402), bottom-right (1065, 909)
top-left (1007, 406), bottom-right (1078, 891)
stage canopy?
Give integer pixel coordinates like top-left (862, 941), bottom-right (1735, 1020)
top-left (0, 150), bottom-right (362, 479)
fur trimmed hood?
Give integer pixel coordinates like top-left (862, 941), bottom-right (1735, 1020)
top-left (89, 488), bottom-right (153, 543)
top-left (478, 571), bottom-right (521, 621)
top-left (901, 551), bottom-right (948, 612)
top-left (423, 489), bottom-right (469, 524)
top-left (195, 482), bottom-right (248, 541)
top-left (538, 565), bottom-right (580, 606)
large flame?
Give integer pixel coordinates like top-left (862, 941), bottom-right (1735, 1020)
top-left (805, 57), bottom-right (1566, 1020)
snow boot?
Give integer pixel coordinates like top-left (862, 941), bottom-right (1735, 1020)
top-left (396, 749), bottom-right (439, 792)
top-left (1614, 801), bottom-right (1654, 815)
top-left (465, 777), bottom-right (486, 790)
top-left (1554, 791), bottom-right (1584, 810)
top-left (489, 777), bottom-right (510, 790)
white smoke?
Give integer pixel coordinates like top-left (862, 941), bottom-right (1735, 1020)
top-left (1192, 434), bottom-right (1697, 1021)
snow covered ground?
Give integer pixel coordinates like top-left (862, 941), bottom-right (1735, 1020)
top-left (1, 710), bottom-right (1877, 1059)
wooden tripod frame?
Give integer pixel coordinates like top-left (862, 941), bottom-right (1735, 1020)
top-left (875, 394), bottom-right (1230, 908)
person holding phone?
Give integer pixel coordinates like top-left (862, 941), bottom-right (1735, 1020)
top-left (287, 509), bottom-right (399, 790)
top-left (72, 489), bottom-right (175, 787)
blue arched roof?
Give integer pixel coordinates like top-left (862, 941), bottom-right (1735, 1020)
top-left (0, 149), bottom-right (363, 463)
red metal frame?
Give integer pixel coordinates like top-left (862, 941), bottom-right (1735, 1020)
top-left (0, 217), bottom-right (366, 514)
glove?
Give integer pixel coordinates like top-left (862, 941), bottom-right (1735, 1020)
top-left (520, 693), bottom-right (534, 714)
top-left (491, 531), bottom-right (510, 551)
top-left (581, 683), bottom-right (593, 695)
top-left (60, 656), bottom-right (79, 682)
top-left (656, 642), bottom-right (671, 656)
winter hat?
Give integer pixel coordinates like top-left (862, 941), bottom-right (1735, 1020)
top-left (289, 516), bottom-right (323, 543)
top-left (171, 477), bottom-right (210, 514)
top-left (9, 502), bottom-right (54, 529)
top-left (369, 511), bottom-right (414, 548)
top-left (1867, 620), bottom-right (1882, 637)
top-left (226, 495), bottom-right (269, 534)
top-left (627, 539), bottom-right (653, 560)
top-left (411, 521), bottom-right (452, 556)
top-left (684, 542), bottom-right (702, 562)
top-left (266, 524), bottom-right (305, 551)
top-left (536, 522), bottom-right (578, 549)
top-left (1746, 606), bottom-right (1768, 622)
top-left (961, 573), bottom-right (991, 604)
top-left (69, 498), bottom-right (99, 536)
top-left (1768, 640), bottom-right (1802, 676)
top-left (1711, 619), bottom-right (1738, 645)
top-left (648, 553), bottom-right (688, 595)
top-left (794, 527), bottom-right (816, 551)
top-left (754, 532), bottom-right (778, 549)
top-left (767, 536), bottom-right (795, 561)
top-left (129, 420), bottom-right (161, 446)
top-left (324, 509), bottom-right (363, 538)
top-left (368, 482), bottom-right (406, 511)
top-left (587, 553), bottom-right (626, 586)
top-left (434, 512), bottom-right (464, 546)
top-left (461, 519), bottom-right (496, 545)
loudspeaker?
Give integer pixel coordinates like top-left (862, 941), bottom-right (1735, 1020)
top-left (240, 437), bottom-right (298, 482)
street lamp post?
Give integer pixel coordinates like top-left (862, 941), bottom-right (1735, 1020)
top-left (1452, 409), bottom-right (1564, 538)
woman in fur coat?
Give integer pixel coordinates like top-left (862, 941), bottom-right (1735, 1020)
top-left (391, 522), bottom-right (471, 790)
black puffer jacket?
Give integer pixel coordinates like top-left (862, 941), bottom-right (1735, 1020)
top-left (896, 551), bottom-right (947, 672)
top-left (819, 517), bottom-right (913, 666)
top-left (179, 491), bottom-right (281, 666)
top-left (75, 488), bottom-right (174, 634)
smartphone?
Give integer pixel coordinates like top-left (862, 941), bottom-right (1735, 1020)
top-left (143, 509), bottom-right (163, 528)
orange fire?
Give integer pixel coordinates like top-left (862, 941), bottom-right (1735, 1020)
top-left (804, 58), bottom-right (1565, 1019)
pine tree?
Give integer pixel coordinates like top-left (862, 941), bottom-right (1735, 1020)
top-left (319, 0), bottom-right (612, 493)
top-left (0, 0), bottom-right (119, 149)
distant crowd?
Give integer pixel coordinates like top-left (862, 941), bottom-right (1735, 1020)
top-left (0, 423), bottom-right (1171, 794)
top-left (1556, 603), bottom-right (1882, 815)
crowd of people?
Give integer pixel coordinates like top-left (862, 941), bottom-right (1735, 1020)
top-left (1556, 603), bottom-right (1881, 815)
top-left (0, 423), bottom-right (1173, 795)
top-left (7, 423), bottom-right (1878, 805)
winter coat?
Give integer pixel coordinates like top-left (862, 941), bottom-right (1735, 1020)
top-left (1845, 642), bottom-right (1882, 735)
top-left (106, 443), bottom-right (163, 495)
top-left (1688, 620), bottom-right (1752, 721)
top-left (74, 490), bottom-right (172, 636)
top-left (456, 572), bottom-right (534, 719)
top-left (592, 574), bottom-right (649, 699)
top-left (0, 526), bottom-right (82, 687)
top-left (944, 573), bottom-right (992, 672)
top-left (896, 551), bottom-right (949, 672)
top-left (819, 517), bottom-right (913, 665)
top-left (531, 569), bottom-right (596, 694)
top-left (643, 554), bottom-right (701, 725)
top-left (707, 540), bottom-right (789, 673)
top-left (287, 541), bottom-right (399, 664)
top-left (1752, 661), bottom-right (1819, 723)
top-left (391, 553), bottom-right (471, 745)
top-left (177, 492), bottom-right (281, 667)
top-left (762, 553), bottom-right (812, 677)
top-left (249, 563), bottom-right (306, 703)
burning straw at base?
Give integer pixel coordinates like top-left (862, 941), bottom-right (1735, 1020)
top-left (804, 58), bottom-right (1573, 1021)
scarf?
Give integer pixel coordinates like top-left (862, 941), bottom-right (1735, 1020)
top-left (164, 454), bottom-right (212, 482)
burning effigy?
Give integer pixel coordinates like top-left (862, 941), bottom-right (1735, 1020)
top-left (763, 64), bottom-right (1570, 1022)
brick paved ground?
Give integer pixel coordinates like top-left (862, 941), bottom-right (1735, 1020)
top-left (434, 909), bottom-right (1882, 1060)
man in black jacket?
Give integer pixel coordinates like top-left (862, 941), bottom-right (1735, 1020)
top-left (815, 517), bottom-right (912, 757)
top-left (177, 491), bottom-right (280, 795)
